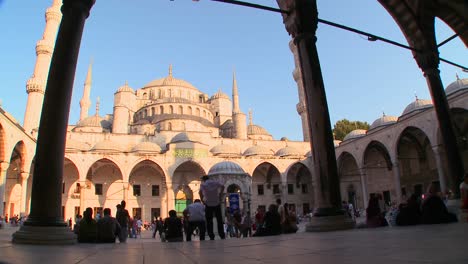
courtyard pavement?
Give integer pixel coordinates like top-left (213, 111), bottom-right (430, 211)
top-left (0, 220), bottom-right (467, 264)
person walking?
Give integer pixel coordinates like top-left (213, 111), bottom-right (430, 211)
top-left (184, 199), bottom-right (206, 241)
top-left (116, 201), bottom-right (130, 242)
top-left (199, 175), bottom-right (226, 240)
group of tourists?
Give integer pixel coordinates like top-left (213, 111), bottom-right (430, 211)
top-left (252, 199), bottom-right (298, 237)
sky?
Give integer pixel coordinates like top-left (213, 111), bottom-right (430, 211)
top-left (0, 0), bottom-right (466, 142)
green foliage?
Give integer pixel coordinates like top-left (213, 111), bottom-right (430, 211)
top-left (332, 119), bottom-right (370, 141)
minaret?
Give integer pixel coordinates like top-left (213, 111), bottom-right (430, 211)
top-left (79, 60), bottom-right (93, 121)
top-left (23, 0), bottom-right (63, 135)
top-left (231, 71), bottom-right (247, 139)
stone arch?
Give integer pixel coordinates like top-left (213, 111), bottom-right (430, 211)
top-left (285, 162), bottom-right (313, 215)
top-left (450, 107), bottom-right (468, 172)
top-left (363, 140), bottom-right (395, 206)
top-left (63, 157), bottom-right (80, 222)
top-left (251, 162), bottom-right (281, 212)
top-left (0, 123), bottom-right (5, 162)
top-left (337, 152), bottom-right (364, 209)
top-left (128, 159), bottom-right (166, 221)
top-left (5, 141), bottom-right (27, 217)
top-left (172, 160), bottom-right (206, 215)
top-left (86, 158), bottom-right (124, 212)
top-left (397, 126), bottom-right (438, 198)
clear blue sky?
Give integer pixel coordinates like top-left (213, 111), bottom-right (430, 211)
top-left (0, 0), bottom-right (466, 141)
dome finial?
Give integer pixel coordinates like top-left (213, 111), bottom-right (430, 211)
top-left (95, 97), bottom-right (100, 116)
top-left (414, 90), bottom-right (418, 101)
top-left (248, 108), bottom-right (253, 125)
top-left (382, 109), bottom-right (386, 117)
top-left (456, 73), bottom-right (460, 80)
top-left (169, 64), bottom-right (173, 77)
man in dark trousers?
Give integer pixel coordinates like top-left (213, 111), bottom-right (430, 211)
top-left (199, 175), bottom-right (225, 240)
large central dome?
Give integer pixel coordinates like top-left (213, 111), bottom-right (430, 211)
top-left (142, 65), bottom-right (199, 92)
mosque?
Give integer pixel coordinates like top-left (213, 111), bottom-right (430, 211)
top-left (0, 0), bottom-right (467, 224)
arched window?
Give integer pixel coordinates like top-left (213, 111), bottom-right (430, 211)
top-left (168, 122), bottom-right (172, 131)
top-left (151, 107), bottom-right (155, 116)
top-left (170, 105), bottom-right (174, 114)
top-left (196, 108), bottom-right (200, 116)
top-left (188, 106), bottom-right (193, 115)
top-left (182, 122), bottom-right (186, 131)
top-left (158, 89), bottom-right (162, 99)
top-left (144, 109), bottom-right (148, 118)
top-left (179, 106), bottom-right (183, 115)
top-left (160, 106), bottom-right (164, 114)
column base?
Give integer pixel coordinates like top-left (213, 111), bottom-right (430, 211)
top-left (306, 208), bottom-right (355, 232)
top-left (12, 225), bottom-right (76, 245)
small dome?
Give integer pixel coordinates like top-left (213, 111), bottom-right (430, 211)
top-left (210, 144), bottom-right (240, 156)
top-left (243, 145), bottom-right (274, 157)
top-left (116, 82), bottom-right (135, 93)
top-left (170, 132), bottom-right (201, 144)
top-left (401, 98), bottom-right (433, 116)
top-left (445, 77), bottom-right (468, 95)
top-left (76, 115), bottom-right (112, 129)
top-left (211, 90), bottom-right (230, 100)
top-left (369, 114), bottom-right (398, 130)
top-left (65, 139), bottom-right (91, 151)
top-left (343, 129), bottom-right (367, 141)
top-left (334, 140), bottom-right (342, 147)
top-left (208, 161), bottom-right (246, 175)
top-left (275, 146), bottom-right (303, 157)
top-left (247, 124), bottom-right (271, 136)
top-left (131, 141), bottom-right (162, 153)
top-left (92, 140), bottom-right (125, 152)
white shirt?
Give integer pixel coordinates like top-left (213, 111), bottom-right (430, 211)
top-left (187, 202), bottom-right (206, 222)
top-left (200, 179), bottom-right (224, 206)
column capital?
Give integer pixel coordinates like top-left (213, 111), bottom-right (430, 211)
top-left (62, 0), bottom-right (95, 18)
top-left (0, 161), bottom-right (9, 171)
top-left (277, 0), bottom-right (318, 39)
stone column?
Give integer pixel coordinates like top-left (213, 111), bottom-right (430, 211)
top-left (277, 0), bottom-right (354, 231)
top-left (123, 182), bottom-right (129, 202)
top-left (79, 181), bottom-right (86, 213)
top-left (392, 162), bottom-right (403, 203)
top-left (0, 162), bottom-right (9, 216)
top-left (359, 170), bottom-right (368, 210)
top-left (13, 0), bottom-right (95, 244)
top-left (166, 184), bottom-right (175, 213)
top-left (432, 145), bottom-right (448, 193)
top-left (415, 50), bottom-right (465, 197)
top-left (20, 172), bottom-right (30, 215)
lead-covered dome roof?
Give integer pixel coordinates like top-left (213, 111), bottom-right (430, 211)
top-left (92, 139), bottom-right (125, 152)
top-left (275, 146), bottom-right (303, 157)
top-left (243, 145), bottom-right (274, 157)
top-left (208, 161), bottom-right (247, 175)
top-left (170, 132), bottom-right (201, 144)
top-left (343, 129), bottom-right (367, 141)
top-left (131, 141), bottom-right (162, 153)
top-left (116, 82), bottom-right (135, 93)
top-left (401, 98), bottom-right (433, 116)
top-left (445, 77), bottom-right (468, 96)
top-left (76, 115), bottom-right (112, 130)
top-left (247, 124), bottom-right (271, 136)
top-left (210, 144), bottom-right (240, 156)
top-left (369, 114), bottom-right (398, 130)
top-left (143, 65), bottom-right (199, 92)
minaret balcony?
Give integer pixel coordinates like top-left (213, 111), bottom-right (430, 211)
top-left (26, 77), bottom-right (45, 94)
top-left (36, 40), bottom-right (53, 55)
top-left (46, 7), bottom-right (62, 22)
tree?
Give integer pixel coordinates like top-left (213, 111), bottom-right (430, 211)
top-left (332, 119), bottom-right (370, 141)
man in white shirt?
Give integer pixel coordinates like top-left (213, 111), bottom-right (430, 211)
top-left (184, 199), bottom-right (206, 241)
top-left (199, 175), bottom-right (226, 240)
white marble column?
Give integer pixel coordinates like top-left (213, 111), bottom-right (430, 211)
top-left (79, 181), bottom-right (86, 213)
top-left (392, 162), bottom-right (403, 203)
top-left (166, 184), bottom-right (175, 213)
top-left (20, 172), bottom-right (30, 214)
top-left (359, 169), bottom-right (368, 209)
top-left (0, 162), bottom-right (9, 216)
top-left (432, 146), bottom-right (448, 193)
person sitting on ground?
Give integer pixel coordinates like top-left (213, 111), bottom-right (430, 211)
top-left (366, 196), bottom-right (388, 228)
top-left (396, 194), bottom-right (421, 226)
top-left (77, 207), bottom-right (97, 243)
top-left (163, 210), bottom-right (183, 242)
top-left (281, 203), bottom-right (298, 234)
top-left (253, 204), bottom-right (282, 237)
top-left (421, 183), bottom-right (457, 224)
top-left (97, 208), bottom-right (121, 243)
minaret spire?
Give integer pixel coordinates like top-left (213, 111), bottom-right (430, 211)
top-left (232, 70), bottom-right (240, 113)
top-left (23, 0), bottom-right (63, 135)
top-left (249, 109), bottom-right (253, 125)
top-left (79, 59), bottom-right (93, 121)
top-left (95, 97), bottom-right (100, 116)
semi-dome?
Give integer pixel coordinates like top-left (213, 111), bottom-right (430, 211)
top-left (210, 144), bottom-right (240, 156)
top-left (445, 77), bottom-right (468, 96)
top-left (116, 82), bottom-right (135, 93)
top-left (343, 129), bottom-right (367, 141)
top-left (401, 98), bottom-right (433, 116)
top-left (211, 90), bottom-right (230, 100)
top-left (76, 115), bottom-right (112, 130)
top-left (369, 114), bottom-right (398, 130)
top-left (275, 146), bottom-right (303, 157)
top-left (92, 139), bottom-right (125, 152)
top-left (65, 139), bottom-right (91, 151)
top-left (131, 141), bottom-right (162, 153)
top-left (170, 132), bottom-right (201, 144)
top-left (247, 124), bottom-right (271, 136)
top-left (208, 161), bottom-right (246, 175)
top-left (243, 145), bottom-right (274, 157)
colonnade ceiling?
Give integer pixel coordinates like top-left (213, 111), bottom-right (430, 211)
top-left (397, 127), bottom-right (430, 161)
top-left (364, 141), bottom-right (393, 170)
top-left (172, 160), bottom-right (206, 187)
top-left (252, 162), bottom-right (281, 185)
top-left (338, 152), bottom-right (360, 178)
top-left (286, 162), bottom-right (312, 184)
top-left (129, 160), bottom-right (166, 185)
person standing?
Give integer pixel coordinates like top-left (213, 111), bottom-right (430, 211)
top-left (163, 210), bottom-right (184, 242)
top-left (184, 199), bottom-right (206, 241)
top-left (116, 201), bottom-right (130, 243)
top-left (199, 175), bottom-right (225, 240)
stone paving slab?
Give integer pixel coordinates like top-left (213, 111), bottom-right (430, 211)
top-left (0, 222), bottom-right (467, 264)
